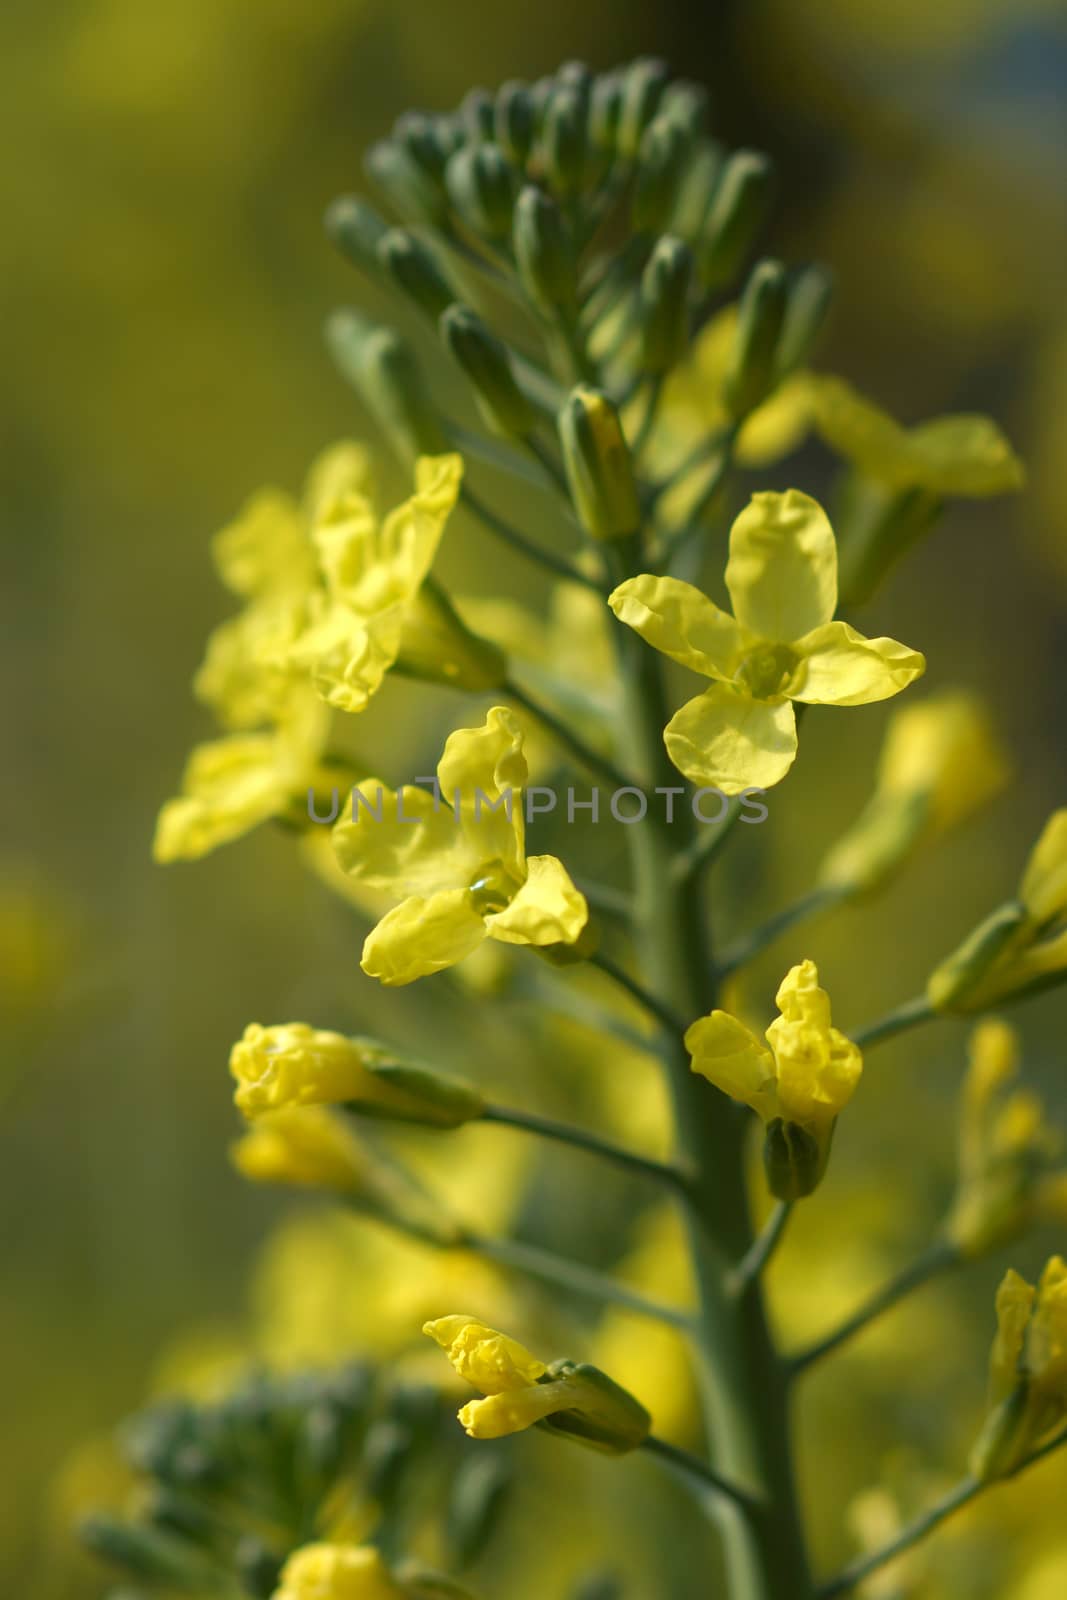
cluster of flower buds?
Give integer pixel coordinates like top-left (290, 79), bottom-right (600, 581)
top-left (80, 1365), bottom-right (508, 1597)
top-left (322, 58), bottom-right (833, 550)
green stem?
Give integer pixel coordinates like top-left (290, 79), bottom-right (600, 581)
top-left (480, 1103), bottom-right (687, 1190)
top-left (503, 678), bottom-right (635, 793)
top-left (717, 886), bottom-right (848, 980)
top-left (729, 1203), bottom-right (793, 1298)
top-left (574, 877), bottom-right (634, 924)
top-left (851, 995), bottom-right (938, 1051)
top-left (461, 486), bottom-right (603, 591)
top-left (672, 798), bottom-right (745, 883)
top-left (612, 589), bottom-right (812, 1599)
top-left (817, 1426), bottom-right (1067, 1599)
top-left (464, 1232), bottom-right (692, 1329)
top-left (789, 1239), bottom-right (960, 1377)
top-left (586, 948), bottom-right (688, 1036)
top-left (641, 1434), bottom-right (765, 1514)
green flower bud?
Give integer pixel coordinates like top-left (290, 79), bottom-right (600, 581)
top-left (698, 149), bottom-right (775, 289)
top-left (927, 901), bottom-right (1030, 1014)
top-left (776, 263), bottom-right (835, 379)
top-left (763, 1117), bottom-right (829, 1201)
top-left (394, 111), bottom-right (454, 181)
top-left (541, 85), bottom-right (588, 197)
top-left (440, 305), bottom-right (535, 438)
top-left (640, 236), bottom-right (694, 373)
top-left (616, 57), bottom-right (670, 159)
top-left (326, 311), bottom-right (446, 461)
top-left (80, 1515), bottom-right (210, 1586)
top-left (632, 115), bottom-right (689, 235)
top-left (659, 79), bottom-right (711, 139)
top-left (378, 229), bottom-right (455, 321)
top-left (399, 576), bottom-right (509, 696)
top-left (668, 136), bottom-right (725, 240)
top-left (445, 143), bottom-right (518, 238)
top-left (364, 139), bottom-right (447, 226)
top-left (461, 86), bottom-right (496, 141)
top-left (495, 80), bottom-right (536, 167)
top-left (514, 186), bottom-right (576, 316)
top-left (538, 1360), bottom-right (652, 1455)
top-left (590, 71), bottom-right (624, 153)
top-left (722, 257), bottom-right (789, 419)
top-left (557, 59), bottom-right (594, 106)
top-left (970, 1381), bottom-right (1032, 1483)
top-left (234, 1536), bottom-right (281, 1598)
top-left (558, 387), bottom-right (641, 541)
top-left (324, 195), bottom-right (389, 275)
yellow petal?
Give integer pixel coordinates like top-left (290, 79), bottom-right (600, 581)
top-left (665, 685), bottom-right (798, 794)
top-left (423, 1314), bottom-right (546, 1391)
top-left (808, 375), bottom-right (915, 488)
top-left (273, 1541), bottom-right (406, 1600)
top-left (437, 706), bottom-right (529, 876)
top-left (459, 1385), bottom-right (570, 1438)
top-left (904, 415), bottom-right (1026, 497)
top-left (361, 890), bottom-right (488, 986)
top-left (790, 620), bottom-right (925, 706)
top-left (332, 782), bottom-right (479, 898)
top-left (877, 690), bottom-right (1009, 830)
top-left (607, 575), bottom-right (743, 681)
top-left (1019, 810), bottom-right (1067, 927)
top-left (486, 855), bottom-right (589, 947)
top-left (725, 490), bottom-right (838, 644)
top-left (299, 602), bottom-right (403, 714)
top-left (301, 439), bottom-right (377, 523)
top-left (212, 488), bottom-right (313, 600)
top-left (153, 735), bottom-right (288, 862)
top-left (685, 1010), bottom-right (778, 1121)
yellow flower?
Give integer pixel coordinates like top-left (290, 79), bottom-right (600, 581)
top-left (195, 442), bottom-right (371, 730)
top-left (423, 1315), bottom-right (650, 1453)
top-left (971, 1258), bottom-right (1067, 1481)
top-left (609, 490), bottom-right (925, 793)
top-left (293, 453), bottom-right (503, 712)
top-left (819, 691), bottom-right (1009, 895)
top-left (272, 1542), bottom-right (407, 1600)
top-left (230, 1107), bottom-right (370, 1197)
top-left (153, 689), bottom-right (334, 862)
top-left (331, 707), bottom-right (589, 986)
top-left (928, 809), bottom-right (1067, 1013)
top-left (809, 375), bottom-right (1025, 497)
top-left (686, 960), bottom-right (862, 1198)
top-left (230, 1021), bottom-right (486, 1127)
top-left (946, 1021), bottom-right (1067, 1258)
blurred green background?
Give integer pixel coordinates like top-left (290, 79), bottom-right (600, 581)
top-left (4, 0), bottom-right (1067, 1592)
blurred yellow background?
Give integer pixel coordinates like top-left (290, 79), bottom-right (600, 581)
top-left (4, 0), bottom-right (1067, 1593)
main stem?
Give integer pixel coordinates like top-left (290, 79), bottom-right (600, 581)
top-left (614, 610), bottom-right (811, 1600)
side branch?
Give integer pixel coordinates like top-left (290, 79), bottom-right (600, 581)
top-left (481, 1103), bottom-right (689, 1190)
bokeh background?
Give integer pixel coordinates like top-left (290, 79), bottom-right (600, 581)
top-left (4, 0), bottom-right (1067, 1593)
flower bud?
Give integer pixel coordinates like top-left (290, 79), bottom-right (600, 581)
top-left (723, 258), bottom-right (789, 419)
top-left (229, 1021), bottom-right (487, 1127)
top-left (460, 87), bottom-right (496, 142)
top-left (394, 111), bottom-right (455, 181)
top-left (763, 1117), bottom-right (828, 1201)
top-left (495, 80), bottom-right (536, 167)
top-left (668, 136), bottom-right (725, 240)
top-left (326, 311), bottom-right (447, 461)
top-left (927, 901), bottom-right (1030, 1013)
top-left (775, 263), bottom-right (835, 379)
top-left (970, 1260), bottom-right (1067, 1481)
top-left (274, 1543), bottom-right (411, 1600)
top-left (513, 186), bottom-right (577, 316)
top-left (632, 116), bottom-right (689, 235)
top-left (537, 1360), bottom-right (652, 1455)
top-left (558, 387), bottom-right (641, 541)
top-left (541, 86), bottom-right (588, 197)
top-left (378, 230), bottom-right (455, 321)
top-left (445, 143), bottom-right (518, 238)
top-left (324, 196), bottom-right (389, 275)
top-left (659, 79), bottom-right (711, 139)
top-left (398, 577), bottom-right (509, 692)
top-left (698, 149), bottom-right (775, 289)
top-left (639, 236), bottom-right (694, 374)
top-left (439, 305), bottom-right (535, 438)
top-left (364, 139), bottom-right (447, 226)
top-left (616, 57), bottom-right (670, 159)
top-left (590, 71), bottom-right (624, 154)
top-left (79, 1514), bottom-right (209, 1586)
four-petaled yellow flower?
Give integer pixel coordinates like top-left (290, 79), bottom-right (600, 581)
top-left (272, 1542), bottom-right (407, 1600)
top-left (230, 1021), bottom-right (485, 1127)
top-left (609, 490), bottom-right (925, 793)
top-left (423, 1315), bottom-right (650, 1453)
top-left (946, 1021), bottom-right (1067, 1258)
top-left (971, 1258), bottom-right (1067, 1481)
top-left (332, 707), bottom-right (589, 986)
top-left (685, 960), bottom-right (862, 1198)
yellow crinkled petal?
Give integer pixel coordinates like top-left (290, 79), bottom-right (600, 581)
top-left (809, 376), bottom-right (914, 487)
top-left (789, 620), bottom-right (925, 706)
top-left (904, 415), bottom-right (1026, 497)
top-left (1019, 810), bottom-right (1067, 927)
top-left (989, 1269), bottom-right (1037, 1398)
top-left (423, 1315), bottom-right (546, 1390)
top-left (332, 782), bottom-right (478, 898)
top-left (685, 1010), bottom-right (778, 1122)
top-left (458, 1385), bottom-right (571, 1439)
top-left (302, 440), bottom-right (377, 524)
top-left (300, 602), bottom-right (404, 714)
top-left (273, 1541), bottom-right (405, 1600)
top-left (153, 735), bottom-right (286, 862)
top-left (485, 856), bottom-right (589, 947)
top-left (725, 490), bottom-right (838, 644)
top-left (608, 575), bottom-right (744, 681)
top-left (665, 685), bottom-right (798, 794)
top-left (194, 598), bottom-right (308, 729)
top-left (437, 706), bottom-right (529, 874)
top-left (361, 890), bottom-right (488, 986)
top-left (230, 1107), bottom-right (366, 1195)
top-left (212, 488), bottom-right (313, 600)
